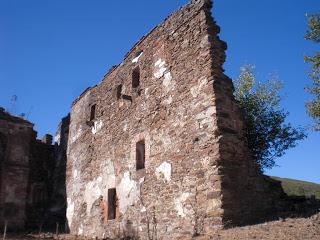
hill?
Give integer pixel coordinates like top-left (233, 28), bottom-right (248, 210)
top-left (271, 176), bottom-right (320, 200)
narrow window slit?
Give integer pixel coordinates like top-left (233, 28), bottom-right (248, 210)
top-left (132, 67), bottom-right (140, 89)
top-left (136, 140), bottom-right (145, 170)
top-left (90, 104), bottom-right (96, 121)
top-left (116, 85), bottom-right (123, 100)
top-left (108, 188), bottom-right (117, 220)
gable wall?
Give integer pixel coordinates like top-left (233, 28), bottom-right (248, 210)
top-left (66, 0), bottom-right (286, 238)
top-left (66, 0), bottom-right (225, 238)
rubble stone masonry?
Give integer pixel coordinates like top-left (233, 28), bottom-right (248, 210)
top-left (0, 108), bottom-right (66, 231)
top-left (66, 0), bottom-right (286, 239)
top-left (0, 109), bottom-right (34, 230)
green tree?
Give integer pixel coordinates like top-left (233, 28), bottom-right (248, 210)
top-left (305, 14), bottom-right (320, 131)
top-left (234, 65), bottom-right (306, 171)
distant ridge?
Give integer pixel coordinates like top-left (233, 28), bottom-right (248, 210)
top-left (271, 176), bottom-right (320, 199)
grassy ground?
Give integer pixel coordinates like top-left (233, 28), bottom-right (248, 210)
top-left (271, 176), bottom-right (320, 199)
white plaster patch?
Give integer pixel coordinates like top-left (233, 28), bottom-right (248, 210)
top-left (79, 159), bottom-right (116, 218)
top-left (190, 77), bottom-right (208, 97)
top-left (196, 106), bottom-right (216, 120)
top-left (196, 106), bottom-right (216, 129)
top-left (174, 192), bottom-right (190, 217)
top-left (139, 177), bottom-right (145, 184)
top-left (155, 161), bottom-right (172, 182)
top-left (154, 59), bottom-right (167, 79)
top-left (100, 160), bottom-right (116, 189)
top-left (163, 72), bottom-right (172, 87)
top-left (123, 123), bottom-right (128, 132)
top-left (78, 224), bottom-right (84, 235)
top-left (145, 88), bottom-right (149, 99)
top-left (66, 198), bottom-right (74, 226)
top-left (132, 51), bottom-right (143, 63)
top-left (97, 176), bottom-right (102, 183)
top-left (73, 169), bottom-right (78, 179)
top-left (71, 128), bottom-right (82, 144)
top-left (117, 171), bottom-right (140, 214)
top-left (91, 120), bottom-right (103, 134)
top-left (155, 58), bottom-right (166, 68)
top-left (163, 71), bottom-right (175, 93)
top-left (84, 177), bottom-right (102, 215)
top-left (164, 95), bottom-right (173, 105)
top-left (200, 35), bottom-right (210, 48)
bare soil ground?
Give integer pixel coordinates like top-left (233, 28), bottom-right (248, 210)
top-left (4, 213), bottom-right (320, 240)
top-left (207, 212), bottom-right (320, 240)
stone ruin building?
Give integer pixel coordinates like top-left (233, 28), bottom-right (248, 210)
top-left (0, 107), bottom-right (68, 231)
top-left (0, 0), bottom-right (290, 238)
top-left (65, 0), bottom-right (286, 239)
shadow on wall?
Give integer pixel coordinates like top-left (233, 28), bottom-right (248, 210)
top-left (48, 115), bottom-right (70, 232)
top-left (25, 115), bottom-right (70, 233)
top-left (228, 176), bottom-right (320, 228)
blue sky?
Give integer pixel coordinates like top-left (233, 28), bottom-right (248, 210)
top-left (0, 0), bottom-right (319, 183)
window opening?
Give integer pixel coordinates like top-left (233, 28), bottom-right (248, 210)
top-left (90, 104), bottom-right (96, 121)
top-left (108, 188), bottom-right (117, 220)
top-left (116, 85), bottom-right (122, 100)
top-left (136, 140), bottom-right (145, 170)
top-left (132, 67), bottom-right (140, 89)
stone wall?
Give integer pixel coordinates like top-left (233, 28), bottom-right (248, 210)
top-left (0, 108), bottom-right (64, 231)
top-left (203, 0), bottom-right (288, 226)
top-left (66, 0), bottom-right (286, 239)
top-left (0, 109), bottom-right (34, 230)
top-left (67, 0), bottom-right (224, 238)
top-left (25, 137), bottom-right (55, 229)
top-left (47, 115), bottom-right (70, 230)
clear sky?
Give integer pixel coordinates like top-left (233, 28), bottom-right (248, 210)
top-left (0, 0), bottom-right (319, 183)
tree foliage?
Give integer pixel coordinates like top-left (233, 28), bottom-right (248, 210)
top-left (234, 65), bottom-right (306, 171)
top-left (305, 14), bottom-right (320, 131)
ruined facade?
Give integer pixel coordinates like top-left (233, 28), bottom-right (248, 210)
top-left (0, 108), bottom-right (67, 231)
top-left (66, 0), bottom-right (285, 239)
top-left (0, 108), bottom-right (35, 230)
top-left (25, 134), bottom-right (55, 229)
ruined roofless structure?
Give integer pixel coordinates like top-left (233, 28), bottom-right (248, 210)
top-left (0, 107), bottom-right (59, 231)
top-left (66, 0), bottom-right (285, 238)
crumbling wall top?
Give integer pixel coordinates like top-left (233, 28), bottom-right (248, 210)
top-left (0, 107), bottom-right (33, 127)
top-left (71, 0), bottom-right (214, 107)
